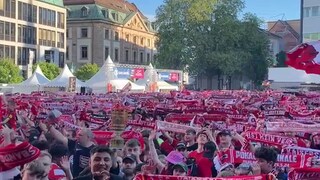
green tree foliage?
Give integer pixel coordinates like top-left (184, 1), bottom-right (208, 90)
top-left (75, 63), bottom-right (99, 81)
top-left (0, 58), bottom-right (23, 83)
top-left (155, 0), bottom-right (270, 86)
top-left (32, 62), bottom-right (60, 80)
top-left (276, 51), bottom-right (287, 67)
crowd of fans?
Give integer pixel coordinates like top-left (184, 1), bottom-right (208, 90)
top-left (1, 91), bottom-right (320, 180)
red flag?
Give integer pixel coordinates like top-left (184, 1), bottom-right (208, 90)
top-left (286, 40), bottom-right (320, 74)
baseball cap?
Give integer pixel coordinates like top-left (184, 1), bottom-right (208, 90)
top-left (176, 143), bottom-right (186, 149)
top-left (172, 163), bottom-right (188, 172)
top-left (122, 155), bottom-right (137, 163)
top-left (165, 151), bottom-right (184, 165)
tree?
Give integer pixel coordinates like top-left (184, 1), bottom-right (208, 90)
top-left (75, 63), bottom-right (99, 81)
top-left (0, 58), bottom-right (23, 83)
top-left (155, 0), bottom-right (270, 87)
top-left (32, 62), bottom-right (60, 80)
top-left (276, 51), bottom-right (287, 67)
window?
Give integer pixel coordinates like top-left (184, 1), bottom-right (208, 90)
top-left (11, 0), bottom-right (15, 18)
top-left (81, 46), bottom-right (88, 59)
top-left (0, 45), bottom-right (3, 58)
top-left (140, 52), bottom-right (143, 63)
top-left (57, 12), bottom-right (64, 29)
top-left (133, 36), bottom-right (137, 44)
top-left (81, 28), bottom-right (88, 38)
top-left (114, 48), bottom-right (119, 62)
top-left (18, 2), bottom-right (22, 19)
top-left (66, 29), bottom-right (69, 38)
top-left (28, 4), bottom-right (32, 22)
top-left (10, 46), bottom-right (15, 59)
top-left (112, 12), bottom-right (118, 21)
top-left (4, 22), bottom-right (9, 41)
top-left (105, 47), bottom-right (109, 60)
top-left (101, 10), bottom-right (106, 17)
top-left (147, 53), bottom-right (150, 63)
top-left (147, 39), bottom-right (151, 47)
top-left (304, 7), bottom-right (311, 18)
top-left (125, 50), bottom-right (129, 62)
top-left (312, 6), bottom-right (319, 16)
top-left (105, 29), bottom-right (109, 39)
top-left (114, 31), bottom-right (119, 41)
top-left (140, 38), bottom-right (144, 46)
top-left (4, 0), bottom-right (9, 17)
top-left (125, 34), bottom-right (129, 42)
top-left (59, 52), bottom-right (64, 68)
top-left (0, 0), bottom-right (4, 16)
top-left (133, 51), bottom-right (137, 63)
top-left (81, 7), bottom-right (88, 17)
top-left (66, 46), bottom-right (69, 60)
top-left (10, 23), bottom-right (15, 41)
top-left (0, 21), bottom-right (4, 40)
top-left (32, 5), bottom-right (37, 23)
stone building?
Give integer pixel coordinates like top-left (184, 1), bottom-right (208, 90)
top-left (0, 0), bottom-right (67, 78)
top-left (64, 0), bottom-right (157, 69)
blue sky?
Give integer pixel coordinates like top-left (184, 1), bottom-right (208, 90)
top-left (129, 0), bottom-right (301, 23)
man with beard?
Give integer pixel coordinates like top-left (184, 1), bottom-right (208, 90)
top-left (120, 155), bottom-right (137, 180)
top-left (74, 146), bottom-right (122, 180)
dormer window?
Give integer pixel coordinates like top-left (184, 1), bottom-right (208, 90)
top-left (81, 6), bottom-right (89, 17)
top-left (112, 12), bottom-right (119, 21)
top-left (101, 10), bottom-right (108, 18)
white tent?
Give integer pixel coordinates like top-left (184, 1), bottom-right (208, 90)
top-left (43, 64), bottom-right (84, 90)
top-left (85, 56), bottom-right (145, 93)
top-left (12, 65), bottom-right (50, 93)
top-left (157, 81), bottom-right (179, 91)
top-left (110, 79), bottom-right (145, 92)
top-left (135, 63), bottom-right (154, 87)
top-left (85, 56), bottom-right (114, 93)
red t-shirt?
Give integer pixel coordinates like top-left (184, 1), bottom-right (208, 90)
top-left (48, 163), bottom-right (67, 180)
top-left (188, 151), bottom-right (204, 164)
top-left (197, 157), bottom-right (213, 177)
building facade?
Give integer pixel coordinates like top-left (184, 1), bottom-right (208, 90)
top-left (267, 20), bottom-right (300, 52)
top-left (0, 0), bottom-right (67, 78)
top-left (302, 0), bottom-right (320, 42)
top-left (64, 0), bottom-right (157, 69)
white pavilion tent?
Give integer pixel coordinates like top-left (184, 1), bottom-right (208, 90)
top-left (85, 56), bottom-right (113, 93)
top-left (85, 56), bottom-right (145, 93)
top-left (157, 81), bottom-right (179, 91)
top-left (12, 65), bottom-right (50, 93)
top-left (43, 64), bottom-right (85, 91)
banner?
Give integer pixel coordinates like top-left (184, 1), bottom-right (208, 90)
top-left (170, 72), bottom-right (179, 82)
top-left (0, 142), bottom-right (41, 171)
top-left (266, 121), bottom-right (320, 133)
top-left (218, 149), bottom-right (313, 168)
top-left (283, 146), bottom-right (320, 157)
top-left (156, 120), bottom-right (201, 134)
top-left (132, 68), bottom-right (145, 79)
top-left (288, 168), bottom-right (320, 180)
top-left (115, 67), bottom-right (132, 79)
top-left (244, 131), bottom-right (297, 148)
top-left (134, 174), bottom-right (272, 180)
top-left (68, 77), bottom-right (76, 92)
top-left (158, 72), bottom-right (170, 81)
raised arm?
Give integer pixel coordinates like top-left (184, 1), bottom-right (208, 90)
top-left (148, 130), bottom-right (165, 172)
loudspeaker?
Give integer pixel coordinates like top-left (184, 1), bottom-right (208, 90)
top-left (80, 87), bottom-right (86, 94)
